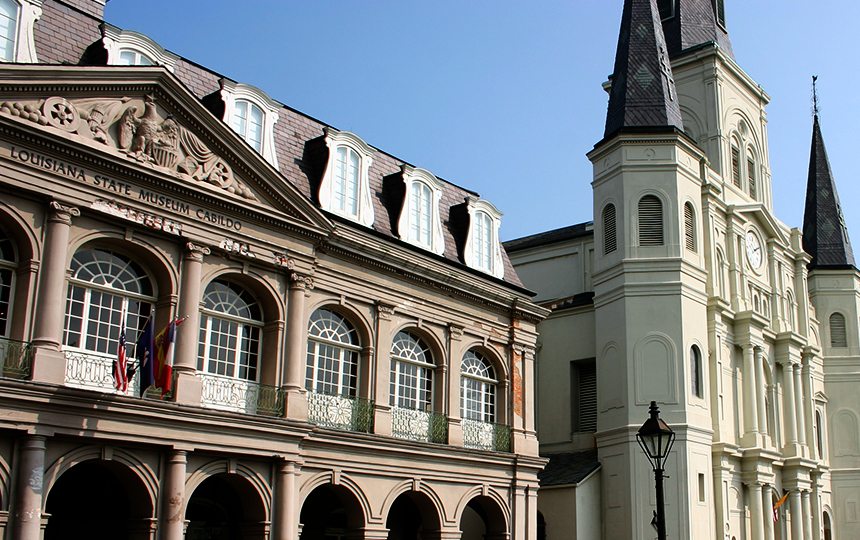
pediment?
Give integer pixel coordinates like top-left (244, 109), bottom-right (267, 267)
top-left (728, 203), bottom-right (789, 246)
top-left (0, 65), bottom-right (332, 234)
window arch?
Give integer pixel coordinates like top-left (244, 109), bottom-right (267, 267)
top-left (230, 100), bottom-right (264, 152)
top-left (815, 409), bottom-right (824, 458)
top-left (730, 141), bottom-right (741, 188)
top-left (117, 48), bottom-right (154, 66)
top-left (746, 149), bottom-right (758, 200)
top-left (785, 290), bottom-right (796, 330)
top-left (398, 166), bottom-right (446, 255)
top-left (473, 210), bottom-right (494, 271)
top-left (197, 280), bottom-right (262, 381)
top-left (408, 181), bottom-right (433, 248)
top-left (63, 248), bottom-right (154, 355)
top-left (638, 195), bottom-right (664, 246)
top-left (305, 308), bottom-right (360, 397)
top-left (0, 229), bottom-right (15, 337)
top-left (684, 202), bottom-right (696, 252)
top-left (0, 0), bottom-right (17, 62)
top-left (461, 349), bottom-right (498, 423)
top-left (320, 128), bottom-right (375, 227)
top-left (690, 345), bottom-right (703, 398)
top-left (603, 203), bottom-right (617, 254)
top-left (390, 331), bottom-right (434, 411)
top-left (829, 312), bottom-right (847, 348)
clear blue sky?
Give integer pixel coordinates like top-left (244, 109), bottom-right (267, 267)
top-left (105, 1), bottom-right (860, 243)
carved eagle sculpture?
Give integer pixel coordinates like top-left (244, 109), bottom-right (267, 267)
top-left (128, 95), bottom-right (160, 158)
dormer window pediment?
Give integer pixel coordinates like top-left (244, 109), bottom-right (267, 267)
top-left (397, 165), bottom-right (445, 255)
top-left (319, 128), bottom-right (375, 227)
top-left (103, 27), bottom-right (178, 71)
top-left (463, 197), bottom-right (504, 279)
top-left (219, 79), bottom-right (280, 168)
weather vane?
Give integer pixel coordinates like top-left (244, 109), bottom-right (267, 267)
top-left (812, 75), bottom-right (820, 117)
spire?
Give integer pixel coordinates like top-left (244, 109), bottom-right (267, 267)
top-left (604, 0), bottom-right (684, 139)
top-left (660, 0), bottom-right (734, 60)
top-left (802, 77), bottom-right (856, 270)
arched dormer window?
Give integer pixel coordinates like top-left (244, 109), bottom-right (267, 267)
top-left (684, 202), bottom-right (696, 252)
top-left (0, 0), bottom-right (39, 63)
top-left (638, 195), bottom-right (664, 246)
top-left (603, 203), bottom-right (617, 254)
top-left (464, 197), bottom-right (504, 279)
top-left (103, 27), bottom-right (178, 71)
top-left (398, 166), bottom-right (445, 255)
top-left (830, 312), bottom-right (847, 348)
top-left (746, 148), bottom-right (758, 200)
top-left (219, 79), bottom-right (280, 167)
top-left (319, 127), bottom-right (375, 227)
top-left (0, 0), bottom-right (18, 61)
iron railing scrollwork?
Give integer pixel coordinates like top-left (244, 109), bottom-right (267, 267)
top-left (391, 407), bottom-right (448, 444)
top-left (63, 350), bottom-right (164, 398)
top-left (0, 337), bottom-right (32, 380)
top-left (462, 419), bottom-right (511, 452)
top-left (307, 391), bottom-right (374, 433)
top-left (200, 373), bottom-right (285, 416)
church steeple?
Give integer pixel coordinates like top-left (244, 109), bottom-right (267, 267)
top-left (660, 0), bottom-right (734, 59)
top-left (604, 0), bottom-right (684, 139)
top-left (802, 78), bottom-right (855, 269)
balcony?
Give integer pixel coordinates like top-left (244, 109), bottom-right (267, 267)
top-left (64, 349), bottom-right (148, 396)
top-left (199, 373), bottom-right (285, 417)
top-left (0, 337), bottom-right (32, 380)
top-left (307, 391), bottom-right (373, 433)
top-left (462, 419), bottom-right (511, 452)
top-left (391, 407), bottom-right (447, 444)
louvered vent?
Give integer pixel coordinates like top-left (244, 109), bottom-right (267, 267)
top-left (830, 313), bottom-right (847, 347)
top-left (638, 195), bottom-right (664, 246)
top-left (577, 362), bottom-right (597, 432)
top-left (747, 158), bottom-right (757, 200)
top-left (684, 202), bottom-right (696, 252)
top-left (603, 204), bottom-right (617, 254)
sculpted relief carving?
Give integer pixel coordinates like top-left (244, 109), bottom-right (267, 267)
top-left (0, 95), bottom-right (257, 201)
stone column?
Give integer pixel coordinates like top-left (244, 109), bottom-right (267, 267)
top-left (31, 202), bottom-right (79, 384)
top-left (173, 243), bottom-right (209, 405)
top-left (748, 482), bottom-right (765, 540)
top-left (782, 361), bottom-right (799, 454)
top-left (10, 435), bottom-right (46, 540)
top-left (802, 354), bottom-right (817, 459)
top-left (811, 477), bottom-right (823, 540)
top-left (762, 486), bottom-right (775, 540)
top-left (754, 347), bottom-right (768, 440)
top-left (446, 324), bottom-right (464, 446)
top-left (789, 490), bottom-right (802, 540)
top-left (372, 302), bottom-right (396, 437)
top-left (793, 365), bottom-right (806, 450)
top-left (742, 344), bottom-right (759, 443)
top-left (272, 460), bottom-right (298, 540)
top-left (284, 274), bottom-right (312, 421)
top-left (802, 490), bottom-right (813, 540)
top-left (161, 450), bottom-right (187, 540)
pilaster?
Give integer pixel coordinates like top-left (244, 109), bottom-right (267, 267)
top-left (284, 273), bottom-right (313, 421)
top-left (172, 242), bottom-right (209, 405)
top-left (10, 435), bottom-right (46, 540)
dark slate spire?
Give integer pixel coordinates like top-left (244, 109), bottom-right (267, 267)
top-left (661, 0), bottom-right (734, 60)
top-left (604, 0), bottom-right (684, 140)
top-left (802, 80), bottom-right (855, 269)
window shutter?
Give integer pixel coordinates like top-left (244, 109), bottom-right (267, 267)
top-left (731, 147), bottom-right (741, 187)
top-left (684, 203), bottom-right (696, 252)
top-left (747, 158), bottom-right (757, 199)
top-left (577, 362), bottom-right (597, 432)
top-left (830, 313), bottom-right (847, 347)
top-left (603, 204), bottom-right (617, 254)
top-left (638, 195), bottom-right (664, 246)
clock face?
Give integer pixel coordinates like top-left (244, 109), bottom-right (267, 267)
top-left (746, 231), bottom-right (763, 269)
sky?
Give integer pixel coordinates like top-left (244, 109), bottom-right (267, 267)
top-left (104, 1), bottom-right (860, 244)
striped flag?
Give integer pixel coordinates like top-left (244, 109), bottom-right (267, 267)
top-left (773, 491), bottom-right (789, 522)
top-left (154, 317), bottom-right (186, 397)
top-left (113, 328), bottom-right (129, 392)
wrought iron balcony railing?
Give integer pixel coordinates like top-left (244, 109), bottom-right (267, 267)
top-left (64, 349), bottom-right (170, 399)
top-left (391, 407), bottom-right (447, 444)
top-left (0, 337), bottom-right (32, 380)
top-left (462, 418), bottom-right (511, 452)
top-left (307, 391), bottom-right (374, 433)
top-left (199, 373), bottom-right (285, 417)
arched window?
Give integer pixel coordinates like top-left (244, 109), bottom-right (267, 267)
top-left (64, 249), bottom-right (154, 355)
top-left (0, 0), bottom-right (18, 62)
top-left (305, 308), bottom-right (360, 397)
top-left (461, 350), bottom-right (497, 423)
top-left (390, 331), bottom-right (433, 411)
top-left (197, 280), bottom-right (262, 381)
top-left (824, 511), bottom-right (832, 540)
top-left (603, 204), bottom-right (617, 254)
top-left (715, 249), bottom-right (726, 299)
top-left (333, 146), bottom-right (360, 217)
top-left (829, 313), bottom-right (847, 348)
top-left (746, 151), bottom-right (758, 200)
top-left (473, 210), bottom-right (494, 272)
top-left (117, 48), bottom-right (154, 66)
top-left (713, 0), bottom-right (726, 27)
top-left (684, 202), bottom-right (696, 252)
top-left (408, 181), bottom-right (433, 247)
top-left (815, 409), bottom-right (824, 458)
top-left (785, 290), bottom-right (796, 330)
top-left (638, 195), bottom-right (664, 246)
top-left (690, 345), bottom-right (703, 398)
top-left (730, 143), bottom-right (741, 188)
top-left (0, 230), bottom-right (15, 337)
top-left (230, 99), bottom-right (264, 152)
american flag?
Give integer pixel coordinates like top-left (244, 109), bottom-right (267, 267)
top-left (113, 328), bottom-right (129, 392)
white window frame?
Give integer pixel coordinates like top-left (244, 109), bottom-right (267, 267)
top-left (398, 165), bottom-right (445, 255)
top-left (0, 0), bottom-right (40, 63)
top-left (389, 331), bottom-right (434, 412)
top-left (220, 79), bottom-right (280, 167)
top-left (197, 280), bottom-right (263, 383)
top-left (0, 232), bottom-right (15, 338)
top-left (319, 127), bottom-right (375, 227)
top-left (460, 349), bottom-right (497, 424)
top-left (305, 308), bottom-right (360, 397)
top-left (463, 197), bottom-right (504, 279)
top-left (103, 26), bottom-right (178, 71)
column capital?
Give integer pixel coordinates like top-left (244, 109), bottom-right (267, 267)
top-left (448, 324), bottom-right (464, 341)
top-left (376, 301), bottom-right (395, 320)
top-left (184, 242), bottom-right (211, 261)
top-left (289, 272), bottom-right (314, 290)
top-left (48, 200), bottom-right (79, 224)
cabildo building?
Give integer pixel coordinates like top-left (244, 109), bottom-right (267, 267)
top-left (0, 0), bottom-right (547, 538)
top-left (507, 0), bottom-right (859, 539)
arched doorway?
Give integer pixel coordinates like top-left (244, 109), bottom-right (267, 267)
top-left (45, 459), bottom-right (153, 540)
top-left (300, 484), bottom-right (365, 539)
top-left (823, 511), bottom-right (832, 540)
top-left (185, 473), bottom-right (267, 540)
top-left (386, 491), bottom-right (441, 540)
top-left (459, 495), bottom-right (507, 540)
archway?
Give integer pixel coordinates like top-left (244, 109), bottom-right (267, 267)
top-left (537, 511), bottom-right (546, 540)
top-left (185, 473), bottom-right (267, 540)
top-left (45, 459), bottom-right (153, 540)
top-left (386, 491), bottom-right (441, 540)
top-left (300, 484), bottom-right (365, 539)
top-left (823, 511), bottom-right (832, 540)
top-left (460, 495), bottom-right (507, 540)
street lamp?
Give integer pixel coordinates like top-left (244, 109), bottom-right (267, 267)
top-left (637, 400), bottom-right (675, 540)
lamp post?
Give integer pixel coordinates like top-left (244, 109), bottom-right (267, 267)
top-left (637, 400), bottom-right (675, 540)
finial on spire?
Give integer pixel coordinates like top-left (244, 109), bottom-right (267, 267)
top-left (812, 75), bottom-right (820, 117)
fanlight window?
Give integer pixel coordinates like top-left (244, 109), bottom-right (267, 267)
top-left (638, 195), bottom-right (664, 246)
top-left (461, 350), bottom-right (497, 423)
top-left (0, 232), bottom-right (15, 337)
top-left (684, 202), bottom-right (696, 252)
top-left (64, 249), bottom-right (154, 355)
top-left (408, 181), bottom-right (433, 247)
top-left (473, 210), bottom-right (494, 272)
top-left (231, 99), bottom-right (264, 152)
top-left (829, 312), bottom-right (847, 348)
top-left (197, 280), bottom-right (262, 381)
top-left (0, 0), bottom-right (17, 62)
top-left (603, 204), bottom-right (617, 254)
top-left (305, 309), bottom-right (360, 396)
top-left (333, 146), bottom-right (360, 217)
top-left (390, 331), bottom-right (434, 411)
top-left (117, 48), bottom-right (154, 66)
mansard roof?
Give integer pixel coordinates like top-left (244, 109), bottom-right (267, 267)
top-left (802, 114), bottom-right (856, 270)
top-left (603, 0), bottom-right (684, 140)
top-left (661, 0), bottom-right (734, 60)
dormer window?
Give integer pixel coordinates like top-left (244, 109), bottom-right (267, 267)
top-left (463, 197), bottom-right (504, 278)
top-left (117, 48), bottom-right (153, 66)
top-left (398, 166), bottom-right (445, 255)
top-left (713, 0), bottom-right (726, 28)
top-left (0, 0), bottom-right (18, 61)
top-left (0, 0), bottom-right (40, 63)
top-left (319, 128), bottom-right (375, 227)
top-left (103, 27), bottom-right (178, 71)
top-left (219, 80), bottom-right (280, 167)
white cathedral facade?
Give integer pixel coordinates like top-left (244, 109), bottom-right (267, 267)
top-left (507, 1), bottom-right (860, 539)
